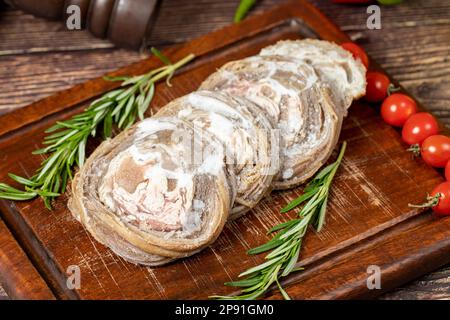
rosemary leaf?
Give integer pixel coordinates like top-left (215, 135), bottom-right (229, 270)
top-left (265, 239), bottom-right (297, 260)
top-left (111, 97), bottom-right (128, 117)
top-left (103, 110), bottom-right (113, 139)
top-left (8, 173), bottom-right (38, 187)
top-left (151, 47), bottom-right (172, 66)
top-left (276, 279), bottom-right (291, 300)
top-left (314, 162), bottom-right (336, 181)
top-left (224, 277), bottom-right (262, 288)
top-left (77, 137), bottom-right (87, 167)
top-left (121, 75), bottom-right (145, 87)
top-left (315, 195), bottom-right (328, 232)
top-left (139, 83), bottom-right (155, 120)
top-left (280, 189), bottom-right (316, 213)
top-left (0, 192), bottom-right (37, 201)
top-left (267, 219), bottom-right (298, 234)
top-left (247, 238), bottom-right (284, 255)
top-left (119, 94), bottom-right (136, 128)
top-left (281, 244), bottom-right (300, 277)
top-left (238, 255), bottom-right (284, 278)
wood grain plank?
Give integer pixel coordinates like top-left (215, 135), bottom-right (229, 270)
top-left (0, 1), bottom-right (332, 137)
top-left (309, 0), bottom-right (450, 128)
top-left (0, 49), bottom-right (144, 115)
top-left (148, 0), bottom-right (287, 45)
top-left (265, 212), bottom-right (450, 300)
top-left (0, 8), bottom-right (114, 55)
top-left (2, 0), bottom-right (449, 127)
top-left (0, 1), bottom-right (448, 299)
top-left (0, 218), bottom-right (55, 299)
top-left (381, 265), bottom-right (450, 300)
top-left (0, 0), bottom-right (449, 299)
top-left (0, 0), bottom-right (284, 113)
top-left (0, 1), bottom-right (282, 55)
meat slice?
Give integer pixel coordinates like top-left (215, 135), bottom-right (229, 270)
top-left (155, 90), bottom-right (279, 218)
top-left (260, 39), bottom-right (366, 115)
top-left (200, 55), bottom-right (342, 189)
top-left (68, 117), bottom-right (234, 266)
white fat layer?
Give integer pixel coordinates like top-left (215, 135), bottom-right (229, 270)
top-left (207, 111), bottom-right (235, 141)
top-left (218, 61), bottom-right (314, 147)
top-left (260, 40), bottom-right (366, 106)
top-left (128, 145), bottom-right (160, 164)
top-left (205, 54), bottom-right (339, 183)
top-left (284, 121), bottom-right (328, 159)
top-left (187, 92), bottom-right (252, 130)
top-left (98, 121), bottom-right (225, 236)
top-left (282, 168), bottom-right (294, 179)
top-left (136, 118), bottom-right (176, 137)
top-left (260, 59), bottom-right (318, 91)
top-left (197, 153), bottom-right (223, 176)
top-left (178, 107), bottom-right (192, 118)
top-left (182, 93), bottom-right (256, 168)
top-left (99, 146), bottom-right (200, 235)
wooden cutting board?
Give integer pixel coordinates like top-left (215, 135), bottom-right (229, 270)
top-left (0, 0), bottom-right (449, 300)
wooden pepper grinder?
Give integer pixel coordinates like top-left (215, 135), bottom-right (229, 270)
top-left (5, 0), bottom-right (159, 50)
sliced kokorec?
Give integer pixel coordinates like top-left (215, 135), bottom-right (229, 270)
top-left (200, 55), bottom-right (342, 189)
top-left (69, 117), bottom-right (234, 266)
top-left (156, 90), bottom-right (279, 218)
top-left (260, 39), bottom-right (366, 114)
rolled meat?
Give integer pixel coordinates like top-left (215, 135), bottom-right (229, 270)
top-left (155, 90), bottom-right (279, 218)
top-left (260, 39), bottom-right (366, 114)
top-left (69, 117), bottom-right (235, 266)
top-left (200, 55), bottom-right (342, 189)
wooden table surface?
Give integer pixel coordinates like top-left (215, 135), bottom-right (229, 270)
top-left (0, 0), bottom-right (449, 299)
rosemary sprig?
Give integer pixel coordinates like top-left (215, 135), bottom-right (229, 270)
top-left (0, 48), bottom-right (195, 209)
top-left (211, 141), bottom-right (347, 300)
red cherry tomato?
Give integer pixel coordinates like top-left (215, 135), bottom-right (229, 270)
top-left (341, 42), bottom-right (369, 69)
top-left (420, 135), bottom-right (450, 168)
top-left (445, 160), bottom-right (450, 181)
top-left (381, 93), bottom-right (418, 127)
top-left (365, 72), bottom-right (390, 103)
top-left (429, 182), bottom-right (450, 216)
top-left (402, 112), bottom-right (439, 145)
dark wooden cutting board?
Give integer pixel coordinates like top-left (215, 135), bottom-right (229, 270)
top-left (0, 0), bottom-right (449, 299)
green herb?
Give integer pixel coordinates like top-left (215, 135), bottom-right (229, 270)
top-left (211, 141), bottom-right (347, 300)
top-left (234, 0), bottom-right (257, 23)
top-left (387, 84), bottom-right (401, 96)
top-left (408, 192), bottom-right (441, 209)
top-left (377, 0), bottom-right (403, 5)
top-left (0, 48), bottom-right (195, 209)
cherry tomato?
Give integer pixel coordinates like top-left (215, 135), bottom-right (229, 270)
top-left (341, 42), bottom-right (369, 69)
top-left (381, 93), bottom-right (417, 127)
top-left (445, 160), bottom-right (450, 181)
top-left (428, 182), bottom-right (450, 216)
top-left (365, 72), bottom-right (390, 103)
top-left (420, 135), bottom-right (450, 168)
top-left (402, 112), bottom-right (439, 145)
